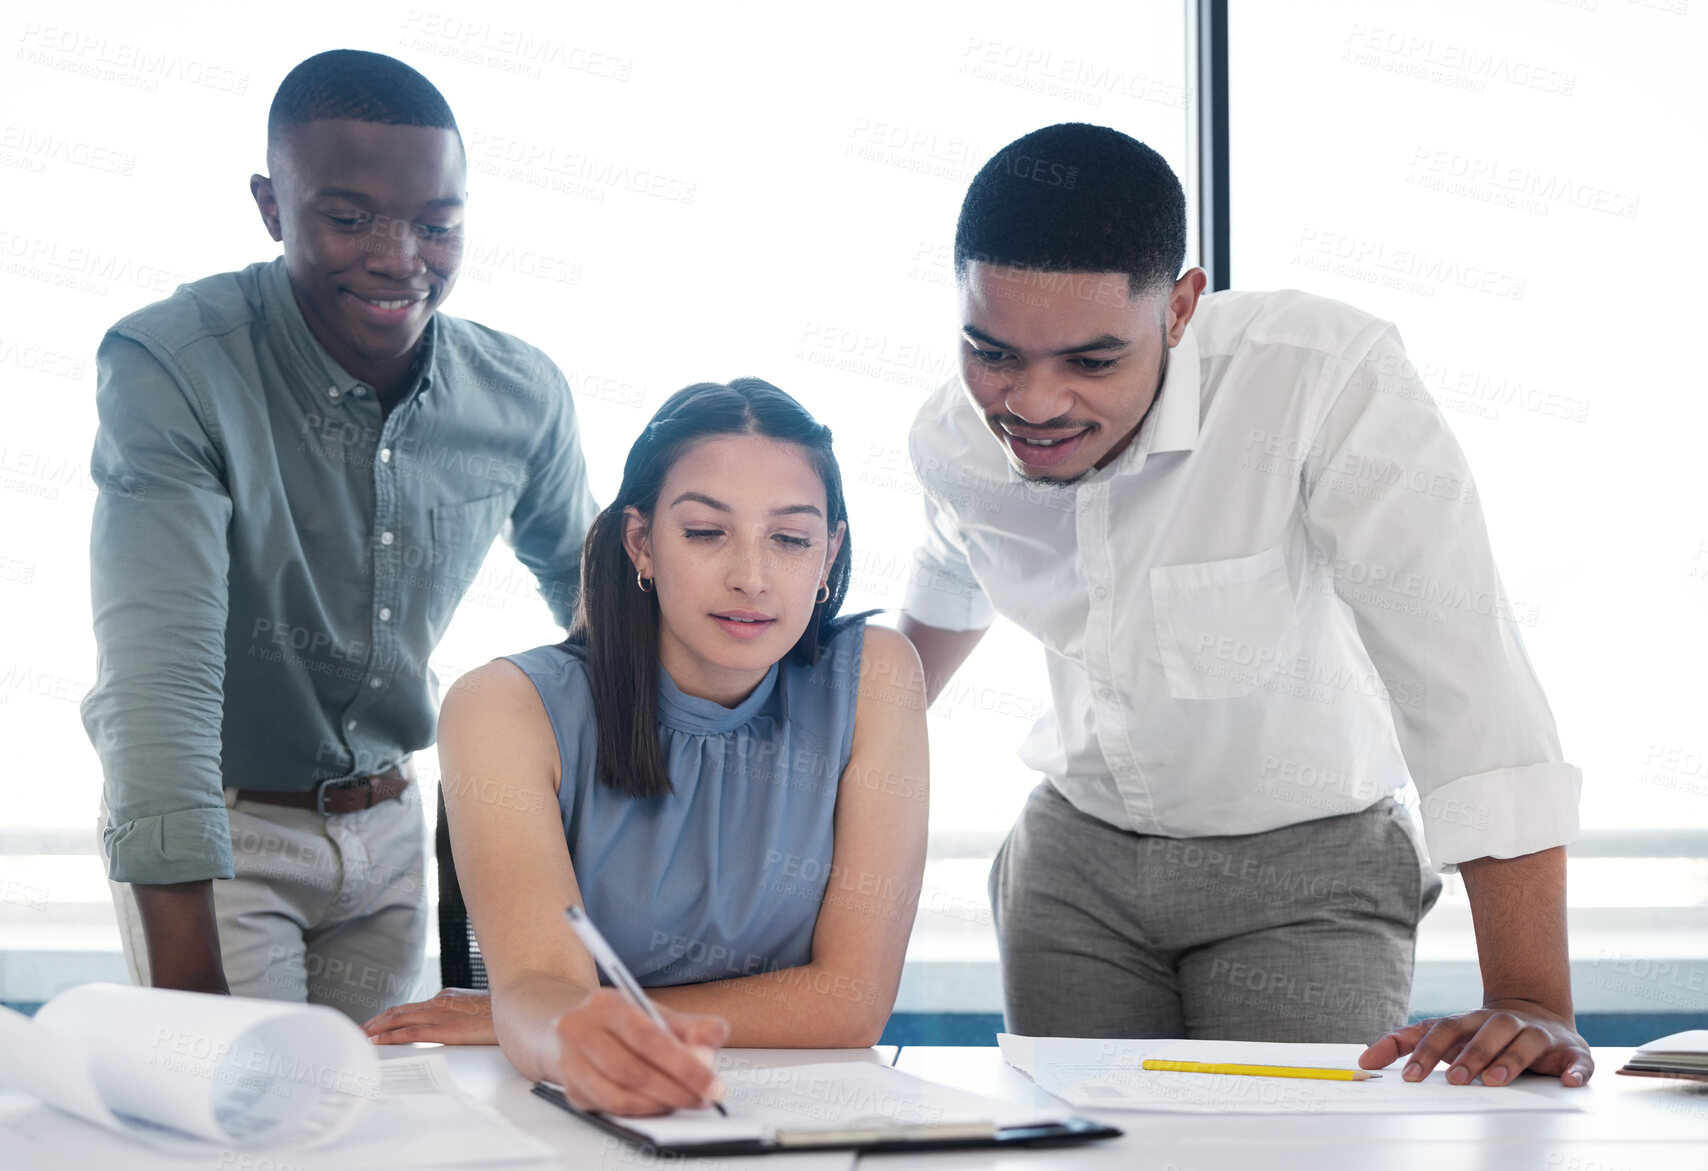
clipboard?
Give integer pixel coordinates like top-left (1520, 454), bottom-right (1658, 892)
top-left (530, 1083), bottom-right (1123, 1156)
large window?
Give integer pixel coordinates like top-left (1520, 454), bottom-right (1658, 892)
top-left (16, 2), bottom-right (1686, 1025)
top-left (1228, 0), bottom-right (1708, 1015)
top-left (0, 1), bottom-right (1190, 1004)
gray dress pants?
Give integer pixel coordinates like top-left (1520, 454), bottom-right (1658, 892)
top-left (989, 781), bottom-right (1443, 1041)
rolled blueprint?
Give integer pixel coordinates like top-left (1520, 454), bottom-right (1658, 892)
top-left (0, 983), bottom-right (379, 1147)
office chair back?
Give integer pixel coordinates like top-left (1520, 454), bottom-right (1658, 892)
top-left (435, 786), bottom-right (489, 990)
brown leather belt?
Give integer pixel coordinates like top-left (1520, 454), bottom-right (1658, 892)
top-left (235, 765), bottom-right (411, 815)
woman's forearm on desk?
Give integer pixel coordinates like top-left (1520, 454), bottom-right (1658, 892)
top-left (649, 958), bottom-right (896, 1048)
top-left (490, 971), bottom-right (586, 1081)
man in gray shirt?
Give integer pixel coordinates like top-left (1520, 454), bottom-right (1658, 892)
top-left (82, 50), bottom-right (596, 1020)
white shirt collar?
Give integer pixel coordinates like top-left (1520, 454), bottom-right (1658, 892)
top-left (1150, 322), bottom-right (1202, 455)
top-left (1099, 320), bottom-right (1201, 479)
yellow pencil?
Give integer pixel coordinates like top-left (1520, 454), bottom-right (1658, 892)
top-left (1142, 1060), bottom-right (1380, 1081)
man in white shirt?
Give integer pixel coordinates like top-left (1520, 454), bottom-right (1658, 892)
top-left (900, 123), bottom-right (1592, 1088)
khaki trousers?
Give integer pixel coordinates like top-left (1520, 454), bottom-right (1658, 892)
top-left (102, 784), bottom-right (429, 1025)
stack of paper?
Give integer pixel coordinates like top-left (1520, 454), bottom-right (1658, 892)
top-left (999, 1035), bottom-right (1583, 1115)
top-left (1618, 1030), bottom-right (1708, 1081)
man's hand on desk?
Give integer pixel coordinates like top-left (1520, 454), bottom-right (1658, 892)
top-left (365, 987), bottom-right (498, 1045)
top-left (1363, 847), bottom-right (1590, 1087)
top-left (1358, 1000), bottom-right (1593, 1088)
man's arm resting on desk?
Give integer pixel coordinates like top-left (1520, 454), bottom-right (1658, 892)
top-left (896, 615), bottom-right (988, 706)
top-left (132, 880), bottom-right (230, 994)
top-left (87, 333), bottom-right (238, 989)
top-left (1359, 846), bottom-right (1592, 1087)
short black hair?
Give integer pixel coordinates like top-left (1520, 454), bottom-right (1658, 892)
top-left (955, 123), bottom-right (1186, 296)
top-left (267, 50), bottom-right (460, 161)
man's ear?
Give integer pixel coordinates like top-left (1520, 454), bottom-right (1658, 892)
top-left (1164, 267), bottom-right (1209, 346)
top-left (251, 174), bottom-right (284, 243)
top-left (621, 506), bottom-right (653, 578)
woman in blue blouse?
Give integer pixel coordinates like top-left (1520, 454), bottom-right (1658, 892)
top-left (367, 379), bottom-right (928, 1115)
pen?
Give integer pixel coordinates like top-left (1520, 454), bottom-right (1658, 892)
top-left (1142, 1060), bottom-right (1381, 1081)
top-left (563, 904), bottom-right (728, 1115)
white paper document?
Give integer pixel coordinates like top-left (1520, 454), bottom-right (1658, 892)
top-left (0, 984), bottom-right (553, 1169)
top-left (999, 1035), bottom-right (1584, 1115)
top-left (602, 1059), bottom-right (1068, 1147)
top-left (1, 1054), bottom-right (553, 1170)
top-left (308, 1055), bottom-right (554, 1168)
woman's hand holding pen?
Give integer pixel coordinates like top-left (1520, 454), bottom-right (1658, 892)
top-left (553, 987), bottom-right (731, 1116)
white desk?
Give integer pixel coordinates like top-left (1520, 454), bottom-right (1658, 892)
top-left (388, 1043), bottom-right (895, 1170)
top-left (0, 1045), bottom-right (887, 1171)
top-left (9, 1044), bottom-right (1705, 1168)
top-left (413, 1043), bottom-right (1708, 1169)
top-left (889, 1046), bottom-right (1708, 1169)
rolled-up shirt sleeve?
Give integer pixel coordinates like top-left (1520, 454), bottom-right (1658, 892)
top-left (1302, 327), bottom-right (1581, 867)
top-left (901, 431), bottom-right (996, 632)
top-left (82, 332), bottom-right (235, 884)
top-left (507, 363), bottom-right (597, 629)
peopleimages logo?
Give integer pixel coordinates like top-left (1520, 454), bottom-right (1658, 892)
top-left (1408, 146), bottom-right (1640, 220)
top-left (14, 23), bottom-right (250, 93)
top-left (1293, 229), bottom-right (1526, 302)
top-left (0, 231), bottom-right (191, 298)
top-left (1341, 24), bottom-right (1577, 96)
top-left (0, 125), bottom-right (136, 176)
top-left (958, 37), bottom-right (1187, 110)
top-left (399, 10), bottom-right (634, 80)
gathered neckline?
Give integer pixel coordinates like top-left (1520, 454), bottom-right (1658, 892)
top-left (655, 661), bottom-right (780, 735)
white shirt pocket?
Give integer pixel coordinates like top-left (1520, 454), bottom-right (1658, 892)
top-left (1150, 546), bottom-right (1303, 701)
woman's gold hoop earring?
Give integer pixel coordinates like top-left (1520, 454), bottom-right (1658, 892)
top-left (637, 570), bottom-right (654, 593)
top-left (816, 584), bottom-right (830, 604)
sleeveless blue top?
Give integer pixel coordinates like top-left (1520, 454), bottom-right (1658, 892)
top-left (504, 618), bottom-right (865, 987)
